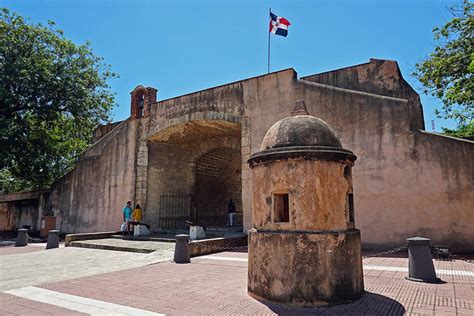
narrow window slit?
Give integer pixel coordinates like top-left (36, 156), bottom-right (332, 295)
top-left (274, 193), bottom-right (289, 222)
top-left (348, 193), bottom-right (354, 223)
top-left (344, 166), bottom-right (351, 179)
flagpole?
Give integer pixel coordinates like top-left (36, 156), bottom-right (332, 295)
top-left (268, 8), bottom-right (271, 74)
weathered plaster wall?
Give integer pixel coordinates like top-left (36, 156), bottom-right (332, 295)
top-left (359, 131), bottom-right (473, 251)
top-left (50, 120), bottom-right (138, 233)
top-left (251, 159), bottom-right (353, 231)
top-left (239, 69), bottom-right (299, 229)
top-left (301, 59), bottom-right (424, 131)
top-left (0, 191), bottom-right (49, 233)
top-left (0, 203), bottom-right (15, 231)
top-left (92, 121), bottom-right (122, 143)
top-left (248, 230), bottom-right (363, 306)
top-left (0, 201), bottom-right (39, 232)
top-left (147, 82), bottom-right (244, 137)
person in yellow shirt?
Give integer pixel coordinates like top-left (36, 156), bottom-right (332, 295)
top-left (132, 204), bottom-right (151, 236)
top-left (132, 204), bottom-right (142, 223)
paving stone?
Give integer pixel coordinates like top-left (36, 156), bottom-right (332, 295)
top-left (1, 245), bottom-right (473, 315)
top-left (0, 245), bottom-right (173, 291)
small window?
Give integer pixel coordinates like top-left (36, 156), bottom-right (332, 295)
top-left (344, 166), bottom-right (351, 179)
top-left (274, 193), bottom-right (289, 222)
top-left (347, 193), bottom-right (354, 222)
top-left (137, 96), bottom-right (144, 117)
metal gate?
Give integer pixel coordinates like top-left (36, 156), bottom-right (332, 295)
top-left (158, 191), bottom-right (191, 229)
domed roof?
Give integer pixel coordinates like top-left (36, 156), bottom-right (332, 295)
top-left (260, 115), bottom-right (342, 150)
top-left (248, 101), bottom-right (356, 167)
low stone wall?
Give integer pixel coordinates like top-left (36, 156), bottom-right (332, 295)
top-left (0, 190), bottom-right (49, 233)
top-left (189, 235), bottom-right (247, 257)
top-left (64, 232), bottom-right (247, 257)
top-left (64, 231), bottom-right (119, 246)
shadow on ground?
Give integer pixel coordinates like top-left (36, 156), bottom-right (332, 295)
top-left (261, 292), bottom-right (405, 315)
top-left (226, 247), bottom-right (248, 253)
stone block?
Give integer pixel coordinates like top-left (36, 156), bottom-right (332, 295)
top-left (15, 229), bottom-right (28, 247)
top-left (46, 230), bottom-right (60, 249)
top-left (242, 169), bottom-right (250, 181)
top-left (241, 136), bottom-right (250, 147)
top-left (189, 226), bottom-right (206, 240)
top-left (134, 224), bottom-right (150, 236)
top-left (406, 237), bottom-right (441, 283)
top-left (174, 234), bottom-right (190, 264)
top-left (137, 158), bottom-right (148, 166)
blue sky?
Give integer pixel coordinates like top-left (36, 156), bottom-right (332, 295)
top-left (2, 0), bottom-right (460, 131)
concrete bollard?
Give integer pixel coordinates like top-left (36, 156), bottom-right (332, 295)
top-left (406, 237), bottom-right (441, 283)
top-left (46, 230), bottom-right (60, 249)
top-left (174, 234), bottom-right (191, 263)
top-left (15, 229), bottom-right (28, 247)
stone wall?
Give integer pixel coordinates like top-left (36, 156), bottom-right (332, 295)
top-left (251, 160), bottom-right (353, 231)
top-left (0, 203), bottom-right (15, 231)
top-left (300, 58), bottom-right (424, 131)
top-left (92, 121), bottom-right (122, 143)
top-left (0, 191), bottom-right (49, 233)
top-left (239, 69), bottom-right (300, 229)
top-left (195, 147), bottom-right (241, 226)
top-left (146, 142), bottom-right (193, 229)
top-left (0, 201), bottom-right (39, 232)
top-left (49, 119), bottom-right (138, 233)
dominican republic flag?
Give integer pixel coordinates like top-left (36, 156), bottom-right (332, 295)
top-left (270, 12), bottom-right (291, 37)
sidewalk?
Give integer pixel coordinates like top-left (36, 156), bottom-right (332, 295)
top-left (1, 245), bottom-right (472, 315)
top-left (0, 244), bottom-right (173, 292)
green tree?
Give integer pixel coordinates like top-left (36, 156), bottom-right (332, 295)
top-left (413, 0), bottom-right (473, 137)
top-left (441, 123), bottom-right (474, 139)
top-left (0, 9), bottom-right (117, 193)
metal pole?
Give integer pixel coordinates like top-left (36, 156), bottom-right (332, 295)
top-left (268, 8), bottom-right (271, 74)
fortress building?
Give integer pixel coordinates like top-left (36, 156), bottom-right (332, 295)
top-left (2, 59), bottom-right (472, 252)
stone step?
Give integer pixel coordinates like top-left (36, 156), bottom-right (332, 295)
top-left (69, 241), bottom-right (154, 253)
top-left (68, 235), bottom-right (248, 257)
top-left (109, 234), bottom-right (176, 243)
top-left (68, 238), bottom-right (175, 254)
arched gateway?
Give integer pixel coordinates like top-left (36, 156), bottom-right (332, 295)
top-left (144, 120), bottom-right (242, 229)
top-left (130, 84), bottom-right (246, 230)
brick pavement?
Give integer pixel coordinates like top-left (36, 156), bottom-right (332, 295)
top-left (2, 245), bottom-right (472, 315)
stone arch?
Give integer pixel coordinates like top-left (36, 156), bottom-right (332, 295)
top-left (146, 112), bottom-right (241, 140)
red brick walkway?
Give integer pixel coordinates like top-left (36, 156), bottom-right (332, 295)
top-left (1, 249), bottom-right (473, 315)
